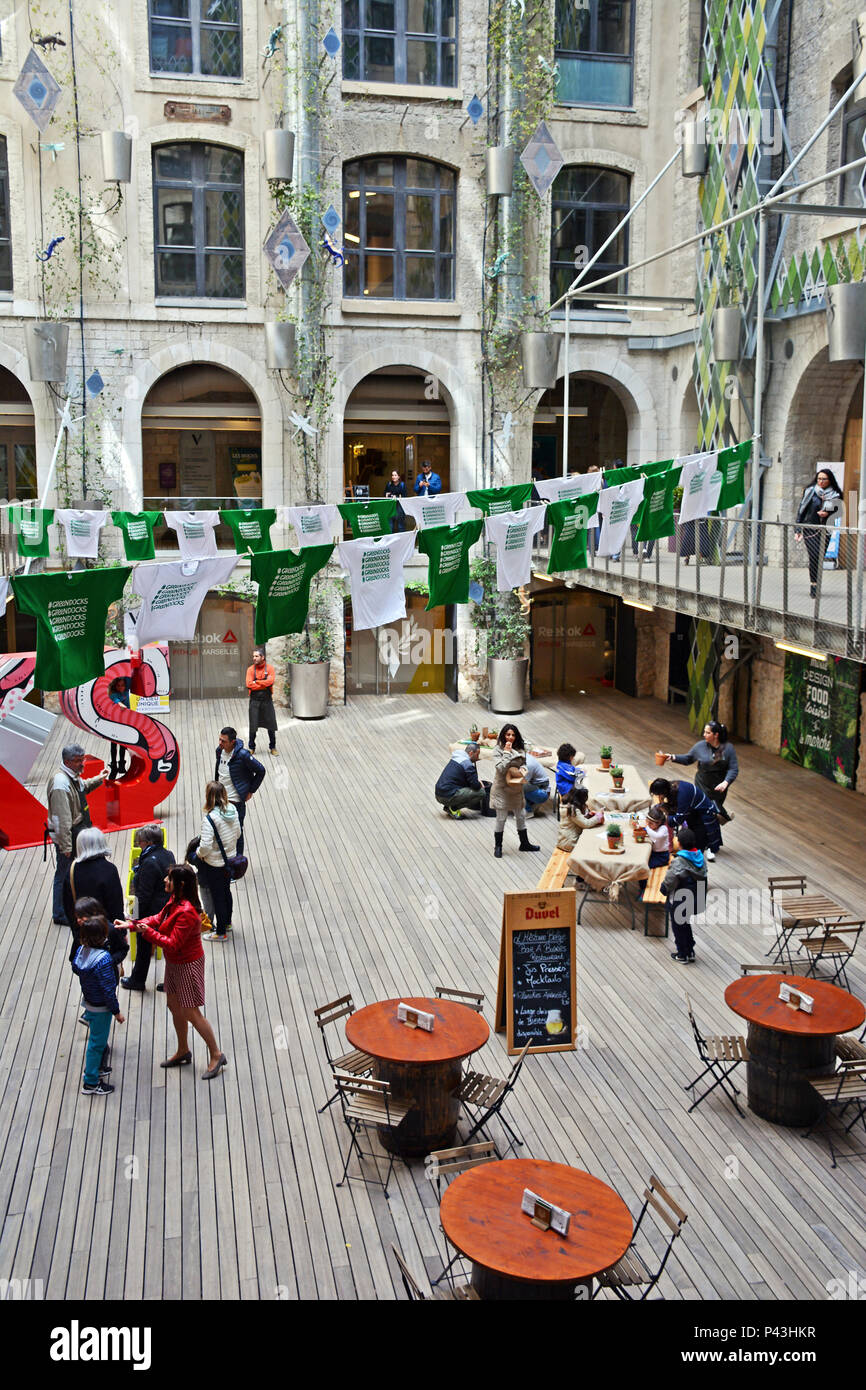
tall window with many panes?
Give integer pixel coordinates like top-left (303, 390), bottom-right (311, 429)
top-left (0, 138), bottom-right (11, 295)
top-left (153, 143), bottom-right (244, 299)
top-left (149, 1), bottom-right (242, 79)
top-left (549, 166), bottom-right (630, 309)
top-left (343, 157), bottom-right (455, 300)
top-left (343, 0), bottom-right (456, 86)
top-left (554, 0), bottom-right (633, 107)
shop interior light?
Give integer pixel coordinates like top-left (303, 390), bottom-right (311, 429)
top-left (595, 302), bottom-right (667, 312)
top-left (623, 598), bottom-right (654, 611)
top-left (774, 641), bottom-right (828, 661)
top-left (532, 571), bottom-right (555, 582)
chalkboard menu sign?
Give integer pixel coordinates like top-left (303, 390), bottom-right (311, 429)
top-left (495, 891), bottom-right (577, 1055)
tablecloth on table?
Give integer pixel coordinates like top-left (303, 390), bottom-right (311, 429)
top-left (582, 762), bottom-right (652, 813)
top-left (569, 819), bottom-right (651, 902)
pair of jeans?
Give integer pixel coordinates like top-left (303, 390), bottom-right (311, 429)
top-left (53, 850), bottom-right (71, 923)
top-left (803, 525), bottom-right (827, 585)
top-left (198, 861), bottom-right (233, 935)
top-left (524, 786), bottom-right (549, 810)
top-left (229, 797), bottom-right (247, 855)
top-left (82, 1010), bottom-right (113, 1086)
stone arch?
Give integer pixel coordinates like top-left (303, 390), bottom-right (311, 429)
top-left (0, 339), bottom-right (56, 497)
top-left (780, 343), bottom-right (862, 515)
top-left (554, 346), bottom-right (659, 464)
top-left (122, 339), bottom-right (284, 509)
top-left (679, 376), bottom-right (701, 455)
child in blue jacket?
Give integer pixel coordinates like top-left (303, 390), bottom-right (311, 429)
top-left (71, 918), bottom-right (124, 1095)
top-left (555, 742), bottom-right (585, 797)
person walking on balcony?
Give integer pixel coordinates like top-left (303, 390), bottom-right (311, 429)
top-left (794, 467), bottom-right (842, 598)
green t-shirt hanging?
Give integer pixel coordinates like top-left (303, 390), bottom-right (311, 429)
top-left (715, 441), bottom-right (751, 512)
top-left (603, 465), bottom-right (641, 488)
top-left (637, 465), bottom-right (682, 542)
top-left (11, 566), bottom-right (131, 691)
top-left (219, 507), bottom-right (278, 555)
top-left (111, 510), bottom-right (163, 562)
top-left (337, 500), bottom-right (397, 538)
top-left (250, 545), bottom-right (334, 642)
top-left (465, 484), bottom-right (533, 517)
top-left (546, 499), bottom-right (594, 573)
top-left (10, 506), bottom-right (54, 558)
top-left (416, 518), bottom-right (483, 609)
top-left (638, 459), bottom-right (673, 478)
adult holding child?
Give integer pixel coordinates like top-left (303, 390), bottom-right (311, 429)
top-left (490, 724), bottom-right (540, 858)
top-left (657, 720), bottom-right (739, 823)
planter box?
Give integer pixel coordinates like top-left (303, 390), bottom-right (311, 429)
top-left (25, 322), bottom-right (69, 382)
top-left (101, 131), bottom-right (132, 183)
top-left (826, 282), bottom-right (866, 362)
top-left (263, 129), bottom-right (295, 181)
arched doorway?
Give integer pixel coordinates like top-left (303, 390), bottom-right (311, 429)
top-left (0, 367), bottom-right (36, 500)
top-left (141, 363), bottom-right (262, 551)
top-left (532, 372), bottom-right (628, 479)
top-left (679, 378), bottom-right (700, 456)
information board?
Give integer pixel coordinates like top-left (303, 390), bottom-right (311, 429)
top-left (495, 890), bottom-right (577, 1055)
top-left (780, 652), bottom-right (861, 789)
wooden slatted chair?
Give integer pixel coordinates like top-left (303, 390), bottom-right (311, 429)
top-left (425, 1141), bottom-right (500, 1288)
top-left (390, 1244), bottom-right (479, 1301)
top-left (313, 993), bottom-right (374, 1113)
top-left (766, 875), bottom-right (811, 964)
top-left (592, 1176), bottom-right (688, 1301)
top-left (433, 985), bottom-right (484, 1013)
top-left (333, 1070), bottom-right (411, 1197)
top-left (684, 995), bottom-right (749, 1117)
top-left (795, 920), bottom-right (864, 992)
top-left (739, 962), bottom-right (811, 976)
top-left (835, 1033), bottom-right (866, 1063)
top-left (456, 1039), bottom-right (531, 1154)
top-left (804, 1060), bottom-right (866, 1169)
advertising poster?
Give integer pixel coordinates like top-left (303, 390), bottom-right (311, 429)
top-left (229, 446), bottom-right (263, 500)
top-left (780, 653), bottom-right (860, 788)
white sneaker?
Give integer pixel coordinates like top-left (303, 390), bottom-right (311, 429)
top-left (203, 930), bottom-right (227, 941)
top-left (705, 849), bottom-right (716, 861)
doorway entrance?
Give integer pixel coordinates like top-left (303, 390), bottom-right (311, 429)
top-left (531, 587), bottom-right (616, 694)
top-left (343, 366), bottom-right (451, 502)
top-left (532, 374), bottom-right (628, 479)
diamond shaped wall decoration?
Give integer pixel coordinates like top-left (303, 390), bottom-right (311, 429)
top-left (321, 204), bottom-right (341, 237)
top-left (264, 210), bottom-right (311, 290)
top-left (322, 27), bottom-right (340, 57)
top-left (520, 120), bottom-right (564, 196)
top-left (466, 95), bottom-right (483, 125)
top-left (85, 371), bottom-right (105, 397)
top-left (14, 49), bottom-right (62, 132)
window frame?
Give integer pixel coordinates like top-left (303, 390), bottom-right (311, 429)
top-left (342, 0), bottom-right (457, 87)
top-left (554, 0), bottom-right (635, 109)
top-left (840, 98), bottom-right (866, 207)
top-left (148, 0), bottom-right (243, 81)
top-left (549, 165), bottom-right (630, 313)
top-left (343, 156), bottom-right (456, 302)
top-left (152, 142), bottom-right (246, 301)
top-left (0, 136), bottom-right (11, 296)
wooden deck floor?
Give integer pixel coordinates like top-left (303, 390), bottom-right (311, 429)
top-left (1, 685), bottom-right (865, 1302)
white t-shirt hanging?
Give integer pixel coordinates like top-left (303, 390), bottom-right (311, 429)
top-left (55, 509), bottom-right (109, 559)
top-left (127, 556), bottom-right (237, 644)
top-left (400, 491), bottom-right (466, 530)
top-left (678, 452), bottom-right (719, 524)
top-left (163, 510), bottom-right (221, 559)
top-left (534, 474), bottom-right (603, 506)
top-left (484, 507), bottom-right (547, 592)
top-left (283, 504), bottom-right (340, 548)
top-left (337, 532), bottom-right (417, 632)
top-left (596, 479), bottom-right (646, 558)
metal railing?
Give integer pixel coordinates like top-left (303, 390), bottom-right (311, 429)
top-left (535, 517), bottom-right (865, 661)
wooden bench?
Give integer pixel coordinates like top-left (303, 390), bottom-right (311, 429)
top-left (640, 864), bottom-right (669, 937)
top-left (537, 848), bottom-right (574, 892)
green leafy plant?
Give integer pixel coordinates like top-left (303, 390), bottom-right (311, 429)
top-left (605, 821), bottom-right (622, 839)
top-left (609, 765), bottom-right (623, 777)
top-left (285, 573), bottom-right (344, 665)
top-left (600, 744), bottom-right (612, 759)
top-left (468, 556), bottom-right (530, 661)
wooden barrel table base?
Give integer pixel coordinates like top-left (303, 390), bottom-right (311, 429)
top-left (470, 1264), bottom-right (590, 1301)
top-left (745, 1023), bottom-right (835, 1127)
top-left (373, 1057), bottom-right (462, 1156)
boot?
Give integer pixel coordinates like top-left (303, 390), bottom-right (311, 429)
top-left (493, 832), bottom-right (503, 858)
top-left (518, 828), bottom-right (540, 852)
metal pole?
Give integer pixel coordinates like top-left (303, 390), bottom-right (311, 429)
top-left (854, 350), bottom-right (866, 644)
top-left (570, 149), bottom-right (680, 291)
top-left (749, 209), bottom-right (767, 611)
top-left (562, 296), bottom-right (570, 478)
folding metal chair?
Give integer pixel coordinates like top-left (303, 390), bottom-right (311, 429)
top-left (390, 1244), bottom-right (478, 1301)
top-left (804, 1060), bottom-right (866, 1168)
top-left (796, 920), bottom-right (863, 992)
top-left (739, 962), bottom-right (811, 976)
top-left (425, 1141), bottom-right (499, 1288)
top-left (455, 1039), bottom-right (531, 1154)
top-left (333, 1070), bottom-right (410, 1197)
top-left (684, 995), bottom-right (748, 1117)
top-left (433, 985), bottom-right (484, 1012)
top-left (765, 875), bottom-right (808, 964)
top-left (593, 1175), bottom-right (688, 1300)
top-left (313, 993), bottom-right (373, 1113)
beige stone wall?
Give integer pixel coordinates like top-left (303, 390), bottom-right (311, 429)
top-left (747, 637), bottom-right (785, 754)
top-left (634, 606), bottom-right (676, 700)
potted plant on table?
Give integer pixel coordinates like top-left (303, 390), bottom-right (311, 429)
top-left (285, 573), bottom-right (342, 719)
top-left (469, 722), bottom-right (481, 743)
top-left (600, 745), bottom-right (613, 770)
top-left (605, 822), bottom-right (623, 851)
top-left (632, 816), bottom-right (647, 843)
top-left (609, 765), bottom-right (624, 790)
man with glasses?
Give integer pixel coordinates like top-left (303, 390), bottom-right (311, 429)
top-left (47, 743), bottom-right (107, 926)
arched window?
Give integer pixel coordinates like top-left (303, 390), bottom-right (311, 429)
top-left (554, 0), bottom-right (634, 107)
top-left (0, 137), bottom-right (11, 295)
top-left (153, 143), bottom-right (244, 299)
top-left (343, 0), bottom-right (456, 86)
top-left (149, 0), bottom-right (242, 79)
top-left (343, 157), bottom-right (455, 300)
top-left (550, 166), bottom-right (630, 309)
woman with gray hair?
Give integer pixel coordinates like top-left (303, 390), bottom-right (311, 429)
top-left (62, 826), bottom-right (125, 932)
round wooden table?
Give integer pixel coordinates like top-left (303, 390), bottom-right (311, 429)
top-left (439, 1158), bottom-right (633, 1300)
top-left (345, 997), bottom-right (489, 1157)
top-left (725, 974), bottom-right (865, 1126)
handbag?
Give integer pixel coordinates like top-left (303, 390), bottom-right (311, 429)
top-left (206, 814), bottom-right (248, 881)
top-left (185, 835), bottom-right (201, 867)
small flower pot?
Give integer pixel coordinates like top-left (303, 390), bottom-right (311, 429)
top-left (611, 776), bottom-right (624, 789)
top-left (606, 836), bottom-right (621, 851)
top-left (600, 756), bottom-right (611, 769)
top-left (654, 751), bottom-right (667, 766)
top-left (633, 827), bottom-right (647, 843)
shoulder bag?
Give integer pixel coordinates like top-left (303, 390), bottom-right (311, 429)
top-left (206, 813), bottom-right (248, 881)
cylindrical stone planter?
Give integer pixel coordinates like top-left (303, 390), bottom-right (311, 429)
top-left (289, 660), bottom-right (330, 718)
top-left (486, 146), bottom-right (514, 197)
top-left (681, 122), bottom-right (707, 178)
top-left (521, 332), bottom-right (560, 390)
top-left (713, 305), bottom-right (741, 361)
top-left (101, 131), bottom-right (133, 183)
top-left (488, 657), bottom-right (528, 714)
top-left (264, 321), bottom-right (296, 371)
top-left (826, 281), bottom-right (866, 362)
top-left (263, 129), bottom-right (295, 181)
top-left (25, 322), bottom-right (69, 382)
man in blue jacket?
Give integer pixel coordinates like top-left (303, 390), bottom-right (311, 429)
top-left (414, 459), bottom-right (442, 496)
top-left (434, 743), bottom-right (495, 819)
top-left (215, 726), bottom-right (266, 854)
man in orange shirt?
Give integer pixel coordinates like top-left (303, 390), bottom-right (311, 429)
top-left (246, 647), bottom-right (278, 756)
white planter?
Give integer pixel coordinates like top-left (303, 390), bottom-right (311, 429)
top-left (681, 122), bottom-right (707, 178)
top-left (488, 657), bottom-right (528, 714)
top-left (101, 131), bottom-right (132, 183)
top-left (521, 332), bottom-right (560, 390)
top-left (263, 129), bottom-right (295, 182)
top-left (486, 146), bottom-right (514, 197)
top-left (826, 281), bottom-right (866, 362)
top-left (713, 305), bottom-right (741, 362)
top-left (264, 321), bottom-right (296, 371)
top-left (25, 322), bottom-right (69, 382)
top-left (289, 660), bottom-right (330, 718)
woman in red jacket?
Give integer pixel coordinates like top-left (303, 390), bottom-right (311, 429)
top-left (121, 865), bottom-right (227, 1080)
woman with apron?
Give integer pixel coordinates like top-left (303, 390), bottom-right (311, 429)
top-left (659, 721), bottom-right (738, 824)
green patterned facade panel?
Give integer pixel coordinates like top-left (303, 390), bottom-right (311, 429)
top-left (687, 619), bottom-right (719, 733)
